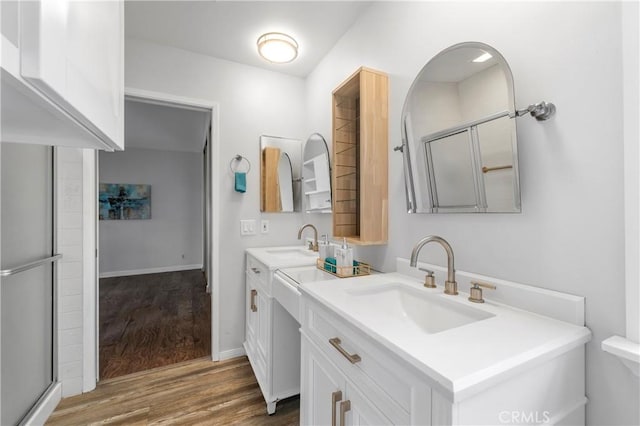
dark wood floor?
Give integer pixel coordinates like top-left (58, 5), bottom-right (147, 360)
top-left (47, 356), bottom-right (300, 425)
top-left (99, 269), bottom-right (211, 379)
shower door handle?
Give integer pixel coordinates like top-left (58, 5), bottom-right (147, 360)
top-left (0, 254), bottom-right (62, 277)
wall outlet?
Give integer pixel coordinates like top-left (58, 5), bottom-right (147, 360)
top-left (261, 220), bottom-right (269, 234)
top-left (240, 219), bottom-right (256, 236)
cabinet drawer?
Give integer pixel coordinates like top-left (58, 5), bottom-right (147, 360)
top-left (304, 300), bottom-right (415, 423)
top-left (247, 255), bottom-right (268, 282)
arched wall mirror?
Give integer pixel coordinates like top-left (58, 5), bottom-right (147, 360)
top-left (260, 135), bottom-right (301, 212)
top-left (302, 133), bottom-right (332, 213)
top-left (400, 42), bottom-right (521, 213)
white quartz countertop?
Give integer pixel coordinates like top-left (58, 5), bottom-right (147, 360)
top-left (246, 245), bottom-right (319, 269)
top-left (299, 272), bottom-right (592, 402)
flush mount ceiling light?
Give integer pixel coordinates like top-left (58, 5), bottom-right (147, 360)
top-left (472, 52), bottom-right (493, 63)
top-left (257, 32), bottom-right (298, 64)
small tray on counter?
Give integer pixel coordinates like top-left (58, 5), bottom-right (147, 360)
top-left (316, 258), bottom-right (371, 278)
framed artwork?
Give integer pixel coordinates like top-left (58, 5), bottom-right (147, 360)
top-left (99, 183), bottom-right (151, 220)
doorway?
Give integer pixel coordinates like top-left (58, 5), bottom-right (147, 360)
top-left (97, 92), bottom-right (218, 379)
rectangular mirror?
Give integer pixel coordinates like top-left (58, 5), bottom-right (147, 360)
top-left (260, 135), bottom-right (302, 212)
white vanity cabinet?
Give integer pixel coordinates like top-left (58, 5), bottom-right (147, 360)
top-left (301, 297), bottom-right (430, 425)
top-left (244, 249), bottom-right (317, 414)
top-left (299, 269), bottom-right (591, 426)
top-left (1, 0), bottom-right (124, 150)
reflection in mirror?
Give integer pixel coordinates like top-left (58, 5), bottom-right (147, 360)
top-left (401, 42), bottom-right (520, 213)
top-left (302, 133), bottom-right (332, 213)
top-left (260, 135), bottom-right (302, 212)
top-left (278, 153), bottom-right (294, 212)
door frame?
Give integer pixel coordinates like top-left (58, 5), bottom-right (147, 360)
top-left (87, 88), bottom-right (221, 385)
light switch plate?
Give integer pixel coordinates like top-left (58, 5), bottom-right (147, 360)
top-left (261, 220), bottom-right (269, 234)
top-left (240, 219), bottom-right (256, 236)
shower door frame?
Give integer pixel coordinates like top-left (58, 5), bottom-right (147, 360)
top-left (0, 145), bottom-right (62, 425)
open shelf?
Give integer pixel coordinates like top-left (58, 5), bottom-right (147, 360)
top-left (331, 67), bottom-right (388, 245)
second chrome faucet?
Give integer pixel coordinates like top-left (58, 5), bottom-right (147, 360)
top-left (298, 223), bottom-right (319, 252)
top-left (409, 235), bottom-right (458, 295)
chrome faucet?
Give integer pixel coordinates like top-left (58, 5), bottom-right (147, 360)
top-left (298, 224), bottom-right (319, 252)
top-left (409, 235), bottom-right (458, 295)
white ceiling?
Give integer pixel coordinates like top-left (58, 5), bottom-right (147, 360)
top-left (125, 1), bottom-right (372, 77)
top-left (125, 100), bottom-right (210, 153)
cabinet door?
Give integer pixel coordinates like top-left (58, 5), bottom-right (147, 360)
top-left (245, 280), bottom-right (258, 346)
top-left (20, 0), bottom-right (124, 150)
top-left (255, 289), bottom-right (270, 361)
top-left (344, 382), bottom-right (392, 426)
top-left (301, 336), bottom-right (344, 426)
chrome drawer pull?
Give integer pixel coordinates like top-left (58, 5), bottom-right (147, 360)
top-left (329, 337), bottom-right (361, 364)
top-left (331, 390), bottom-right (342, 426)
top-left (340, 400), bottom-right (351, 425)
top-left (250, 289), bottom-right (257, 312)
top-left (251, 267), bottom-right (261, 274)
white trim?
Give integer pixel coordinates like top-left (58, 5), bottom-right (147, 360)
top-left (218, 347), bottom-right (246, 361)
top-left (99, 264), bottom-right (204, 278)
top-left (23, 383), bottom-right (61, 426)
top-left (602, 336), bottom-right (640, 376)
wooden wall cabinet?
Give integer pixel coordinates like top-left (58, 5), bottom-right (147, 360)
top-left (332, 67), bottom-right (388, 245)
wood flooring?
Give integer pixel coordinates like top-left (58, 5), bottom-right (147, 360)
top-left (46, 356), bottom-right (300, 425)
top-left (99, 269), bottom-right (211, 379)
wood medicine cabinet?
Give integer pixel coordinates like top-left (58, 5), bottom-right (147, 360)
top-left (332, 67), bottom-right (388, 245)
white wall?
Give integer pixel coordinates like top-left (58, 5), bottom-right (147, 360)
top-left (124, 39), bottom-right (318, 356)
top-left (304, 2), bottom-right (638, 425)
top-left (99, 147), bottom-right (203, 275)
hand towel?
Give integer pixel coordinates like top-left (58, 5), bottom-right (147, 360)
top-left (324, 257), bottom-right (337, 273)
top-left (235, 172), bottom-right (246, 193)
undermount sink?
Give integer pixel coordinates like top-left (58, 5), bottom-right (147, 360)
top-left (265, 247), bottom-right (318, 258)
top-left (345, 283), bottom-right (494, 335)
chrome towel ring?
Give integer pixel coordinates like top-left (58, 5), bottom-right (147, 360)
top-left (230, 155), bottom-right (251, 174)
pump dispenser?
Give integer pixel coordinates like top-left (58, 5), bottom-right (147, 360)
top-left (335, 238), bottom-right (354, 276)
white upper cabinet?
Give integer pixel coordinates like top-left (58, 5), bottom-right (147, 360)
top-left (1, 0), bottom-right (124, 150)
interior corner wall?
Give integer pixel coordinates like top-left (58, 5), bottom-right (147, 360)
top-left (304, 2), bottom-right (638, 425)
top-left (124, 39), bottom-right (311, 356)
top-left (99, 147), bottom-right (203, 276)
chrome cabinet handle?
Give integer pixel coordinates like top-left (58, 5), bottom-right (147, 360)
top-left (250, 289), bottom-right (257, 312)
top-left (331, 390), bottom-right (342, 426)
top-left (340, 400), bottom-right (351, 426)
top-left (329, 337), bottom-right (361, 364)
top-left (251, 267), bottom-right (261, 274)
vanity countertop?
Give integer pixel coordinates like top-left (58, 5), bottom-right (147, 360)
top-left (246, 245), bottom-right (319, 269)
top-left (299, 272), bottom-right (591, 402)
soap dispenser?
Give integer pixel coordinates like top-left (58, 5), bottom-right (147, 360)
top-left (335, 238), bottom-right (354, 276)
top-left (318, 234), bottom-right (329, 260)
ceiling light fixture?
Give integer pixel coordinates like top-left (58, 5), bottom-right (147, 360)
top-left (257, 32), bottom-right (298, 64)
top-left (472, 52), bottom-right (493, 63)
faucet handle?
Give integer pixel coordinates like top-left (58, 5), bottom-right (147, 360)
top-left (468, 281), bottom-right (496, 303)
top-left (418, 268), bottom-right (436, 288)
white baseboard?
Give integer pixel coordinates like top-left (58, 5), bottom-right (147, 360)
top-left (219, 347), bottom-right (246, 361)
top-left (24, 382), bottom-right (61, 426)
top-left (99, 264), bottom-right (203, 278)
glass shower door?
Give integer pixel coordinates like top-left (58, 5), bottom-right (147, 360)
top-left (1, 142), bottom-right (57, 425)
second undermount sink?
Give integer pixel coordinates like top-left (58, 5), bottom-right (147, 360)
top-left (345, 283), bottom-right (494, 335)
top-left (265, 247), bottom-right (318, 258)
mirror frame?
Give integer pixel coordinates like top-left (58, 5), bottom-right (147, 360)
top-left (401, 41), bottom-right (520, 214)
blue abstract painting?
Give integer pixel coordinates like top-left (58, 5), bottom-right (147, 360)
top-left (99, 184), bottom-right (151, 220)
